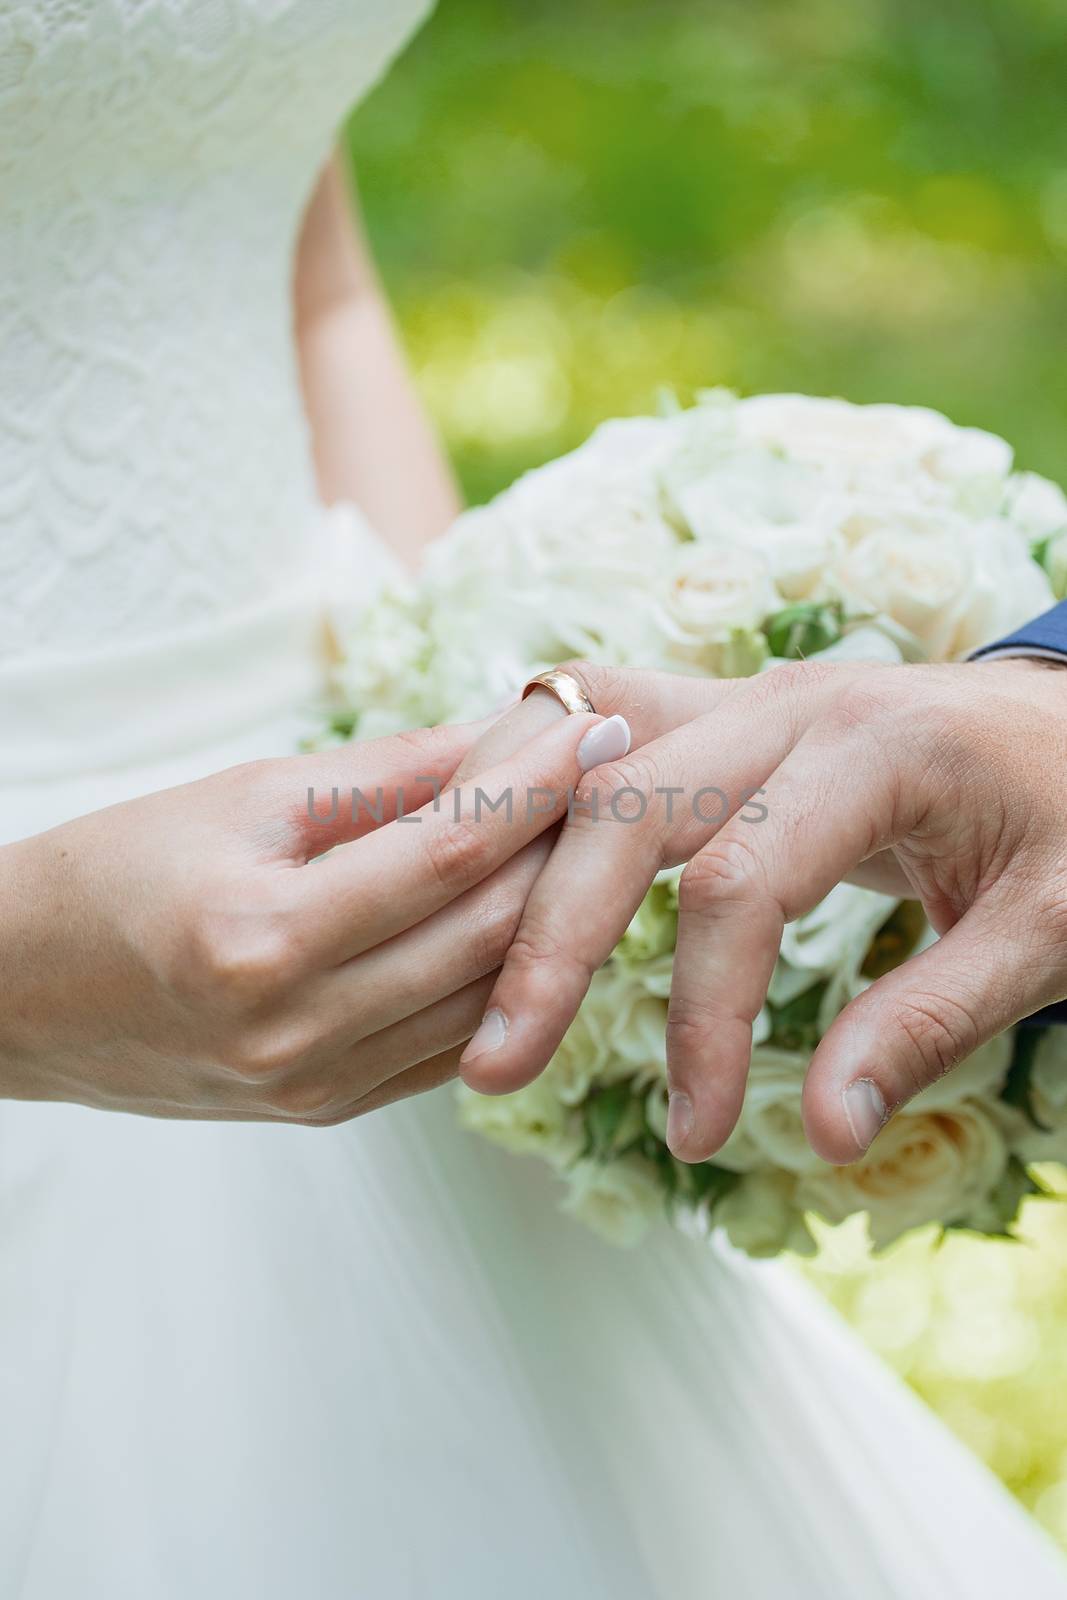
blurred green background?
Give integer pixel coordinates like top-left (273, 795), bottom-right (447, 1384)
top-left (347, 0), bottom-right (1067, 1544)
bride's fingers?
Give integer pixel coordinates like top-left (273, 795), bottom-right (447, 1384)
top-left (262, 976), bottom-right (497, 1122)
top-left (299, 709), bottom-right (607, 964)
top-left (449, 687), bottom-right (565, 783)
top-left (342, 1042), bottom-right (468, 1121)
top-left (247, 717), bottom-right (495, 858)
top-left (664, 727), bottom-right (899, 1162)
top-left (305, 836), bottom-right (552, 1043)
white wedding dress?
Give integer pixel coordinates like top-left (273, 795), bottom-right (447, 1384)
top-left (1, 3), bottom-right (1065, 1597)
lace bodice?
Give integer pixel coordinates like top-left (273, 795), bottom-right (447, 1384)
top-left (0, 0), bottom-right (429, 663)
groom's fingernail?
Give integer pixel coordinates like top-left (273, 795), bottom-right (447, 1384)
top-left (461, 1007), bottom-right (508, 1065)
top-left (576, 714), bottom-right (631, 773)
top-left (666, 1091), bottom-right (694, 1157)
top-left (842, 1078), bottom-right (887, 1155)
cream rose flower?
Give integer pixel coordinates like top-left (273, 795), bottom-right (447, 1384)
top-left (455, 1079), bottom-right (583, 1169)
top-left (735, 394), bottom-right (1012, 483)
top-left (658, 539), bottom-right (779, 652)
top-left (798, 1101), bottom-right (1008, 1249)
top-left (558, 967), bottom-right (671, 1092)
top-left (560, 1157), bottom-right (665, 1246)
top-left (1044, 530), bottom-right (1067, 601)
top-left (829, 519), bottom-right (1052, 660)
top-left (769, 883), bottom-right (896, 1009)
top-left (724, 1046), bottom-right (825, 1174)
top-left (715, 1170), bottom-right (816, 1258)
top-left (1006, 471), bottom-right (1067, 541)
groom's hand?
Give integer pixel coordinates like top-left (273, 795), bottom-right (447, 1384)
top-left (460, 657), bottom-right (1067, 1165)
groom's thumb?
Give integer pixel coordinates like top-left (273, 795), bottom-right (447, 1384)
top-left (801, 908), bottom-right (1043, 1165)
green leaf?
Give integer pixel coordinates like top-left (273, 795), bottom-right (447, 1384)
top-left (765, 602), bottom-right (844, 661)
top-left (1001, 1026), bottom-right (1053, 1132)
top-left (950, 1156), bottom-right (1042, 1241)
top-left (674, 1160), bottom-right (741, 1208)
top-left (583, 1081), bottom-right (640, 1160)
top-left (768, 981), bottom-right (829, 1051)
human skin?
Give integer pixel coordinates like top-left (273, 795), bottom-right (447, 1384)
top-left (459, 656), bottom-right (1067, 1167)
top-left (0, 709), bottom-right (625, 1121)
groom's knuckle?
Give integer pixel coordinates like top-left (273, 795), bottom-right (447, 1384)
top-left (666, 993), bottom-right (724, 1052)
top-left (891, 991), bottom-right (980, 1086)
top-left (559, 657), bottom-right (622, 712)
top-left (509, 920), bottom-right (593, 994)
top-left (679, 835), bottom-right (760, 914)
top-left (826, 676), bottom-right (899, 741)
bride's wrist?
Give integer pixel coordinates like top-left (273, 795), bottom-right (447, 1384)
top-left (0, 835), bottom-right (64, 1102)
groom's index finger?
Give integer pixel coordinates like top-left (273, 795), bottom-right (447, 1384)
top-left (458, 661), bottom-right (861, 1098)
top-left (561, 660), bottom-right (738, 744)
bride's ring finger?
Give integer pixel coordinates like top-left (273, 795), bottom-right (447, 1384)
top-left (268, 973), bottom-right (497, 1123)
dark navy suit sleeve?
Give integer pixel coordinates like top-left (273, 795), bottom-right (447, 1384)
top-left (971, 599), bottom-right (1067, 1024)
top-left (969, 600), bottom-right (1067, 664)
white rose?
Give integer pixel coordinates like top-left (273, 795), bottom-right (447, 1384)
top-left (1005, 471), bottom-right (1067, 541)
top-left (728, 1046), bottom-right (825, 1174)
top-left (769, 883), bottom-right (897, 1009)
top-left (803, 623), bottom-right (906, 667)
top-left (560, 1157), bottom-right (665, 1246)
top-left (830, 519), bottom-right (1052, 660)
top-left (798, 1101), bottom-right (1008, 1249)
top-left (659, 539), bottom-right (778, 642)
top-left (542, 1006), bottom-right (613, 1106)
top-left (1044, 529), bottom-right (1067, 601)
top-left (558, 968), bottom-right (670, 1092)
top-left (715, 1170), bottom-right (816, 1258)
top-left (455, 1080), bottom-right (582, 1169)
top-left (668, 448), bottom-right (837, 601)
top-left (735, 394), bottom-right (1012, 483)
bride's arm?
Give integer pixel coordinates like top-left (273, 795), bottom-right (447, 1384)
top-left (293, 150), bottom-right (461, 570)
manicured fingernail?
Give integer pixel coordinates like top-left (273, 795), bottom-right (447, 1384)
top-left (576, 714), bottom-right (631, 773)
top-left (842, 1078), bottom-right (887, 1155)
top-left (666, 1090), bottom-right (694, 1156)
top-left (461, 1007), bottom-right (508, 1065)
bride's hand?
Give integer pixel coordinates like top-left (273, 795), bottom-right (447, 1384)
top-left (0, 710), bottom-right (614, 1123)
top-left (460, 657), bottom-right (1067, 1167)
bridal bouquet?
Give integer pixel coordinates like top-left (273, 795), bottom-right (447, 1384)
top-left (328, 392), bottom-right (1067, 1255)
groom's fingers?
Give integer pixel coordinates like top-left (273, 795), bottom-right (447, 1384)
top-left (664, 726), bottom-right (901, 1162)
top-left (562, 659), bottom-right (741, 744)
top-left (460, 664), bottom-right (854, 1096)
top-left (801, 900), bottom-right (1054, 1164)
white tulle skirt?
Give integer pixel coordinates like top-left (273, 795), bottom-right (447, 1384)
top-left (2, 586), bottom-right (1065, 1599)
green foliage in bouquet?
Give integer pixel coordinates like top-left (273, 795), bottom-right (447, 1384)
top-left (326, 391), bottom-right (1067, 1258)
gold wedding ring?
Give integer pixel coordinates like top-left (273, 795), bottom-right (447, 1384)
top-left (521, 668), bottom-right (596, 716)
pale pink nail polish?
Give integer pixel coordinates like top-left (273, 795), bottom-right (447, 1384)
top-left (576, 714), bottom-right (631, 773)
top-left (842, 1078), bottom-right (887, 1155)
top-left (461, 1007), bottom-right (508, 1065)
